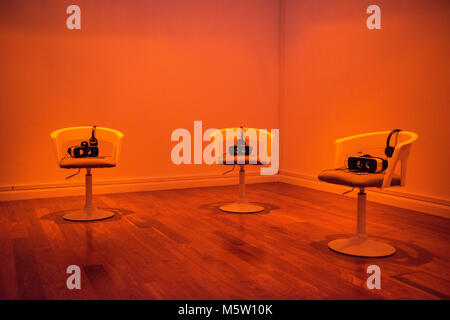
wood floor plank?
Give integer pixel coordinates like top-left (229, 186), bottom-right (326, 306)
top-left (12, 237), bottom-right (46, 299)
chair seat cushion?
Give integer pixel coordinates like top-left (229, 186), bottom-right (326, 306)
top-left (318, 169), bottom-right (401, 188)
top-left (219, 153), bottom-right (269, 165)
top-left (59, 156), bottom-right (116, 169)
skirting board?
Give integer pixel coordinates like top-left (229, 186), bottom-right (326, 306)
top-left (0, 171), bottom-right (278, 202)
top-left (1, 169), bottom-right (448, 219)
top-left (278, 170), bottom-right (450, 219)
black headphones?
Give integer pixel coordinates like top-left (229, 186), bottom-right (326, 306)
top-left (89, 126), bottom-right (98, 147)
top-left (67, 125), bottom-right (99, 158)
top-left (385, 129), bottom-right (402, 158)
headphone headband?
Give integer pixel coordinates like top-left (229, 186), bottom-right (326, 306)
top-left (89, 125), bottom-right (98, 147)
top-left (385, 129), bottom-right (402, 158)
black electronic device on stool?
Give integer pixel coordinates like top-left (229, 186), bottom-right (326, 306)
top-left (229, 126), bottom-right (253, 156)
top-left (347, 129), bottom-right (401, 173)
top-left (67, 125), bottom-right (99, 158)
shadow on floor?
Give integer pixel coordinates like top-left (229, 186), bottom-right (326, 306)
top-left (310, 234), bottom-right (433, 267)
top-left (40, 207), bottom-right (134, 224)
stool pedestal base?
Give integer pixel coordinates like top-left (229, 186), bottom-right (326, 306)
top-left (63, 207), bottom-right (114, 222)
top-left (63, 168), bottom-right (114, 222)
top-left (328, 235), bottom-right (396, 258)
top-left (219, 202), bottom-right (264, 213)
top-left (219, 165), bottom-right (264, 214)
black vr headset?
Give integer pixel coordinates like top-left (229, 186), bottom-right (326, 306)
top-left (67, 126), bottom-right (99, 158)
top-left (347, 129), bottom-right (401, 173)
top-left (229, 126), bottom-right (253, 156)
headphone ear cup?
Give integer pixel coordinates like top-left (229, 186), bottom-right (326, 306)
top-left (89, 137), bottom-right (98, 147)
top-left (385, 146), bottom-right (394, 157)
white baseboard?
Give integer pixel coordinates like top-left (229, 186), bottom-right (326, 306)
top-left (1, 169), bottom-right (448, 219)
top-left (0, 172), bottom-right (278, 202)
top-left (278, 170), bottom-right (450, 219)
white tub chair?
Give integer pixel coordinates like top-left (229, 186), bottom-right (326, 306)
top-left (212, 127), bottom-right (273, 213)
top-left (50, 126), bottom-right (124, 221)
top-left (318, 131), bottom-right (418, 257)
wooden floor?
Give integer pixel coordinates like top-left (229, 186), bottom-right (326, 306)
top-left (0, 182), bottom-right (449, 300)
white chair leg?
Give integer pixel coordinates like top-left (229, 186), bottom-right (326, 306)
top-left (357, 190), bottom-right (366, 237)
top-left (219, 165), bottom-right (264, 213)
top-left (63, 168), bottom-right (115, 221)
top-left (85, 168), bottom-right (94, 210)
top-left (328, 187), bottom-right (396, 257)
top-left (238, 165), bottom-right (246, 204)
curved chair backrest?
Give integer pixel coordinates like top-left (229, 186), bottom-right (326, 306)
top-left (50, 126), bottom-right (124, 164)
top-left (211, 127), bottom-right (273, 164)
top-left (334, 131), bottom-right (418, 188)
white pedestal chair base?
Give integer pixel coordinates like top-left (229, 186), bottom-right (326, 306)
top-left (219, 165), bottom-right (265, 213)
top-left (327, 188), bottom-right (396, 258)
top-left (63, 168), bottom-right (115, 222)
top-left (328, 235), bottom-right (396, 258)
top-left (219, 202), bottom-right (264, 213)
top-left (63, 207), bottom-right (115, 222)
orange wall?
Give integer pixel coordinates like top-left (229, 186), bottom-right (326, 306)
top-left (281, 0), bottom-right (450, 201)
top-left (1, 0), bottom-right (448, 204)
top-left (0, 0), bottom-right (280, 187)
